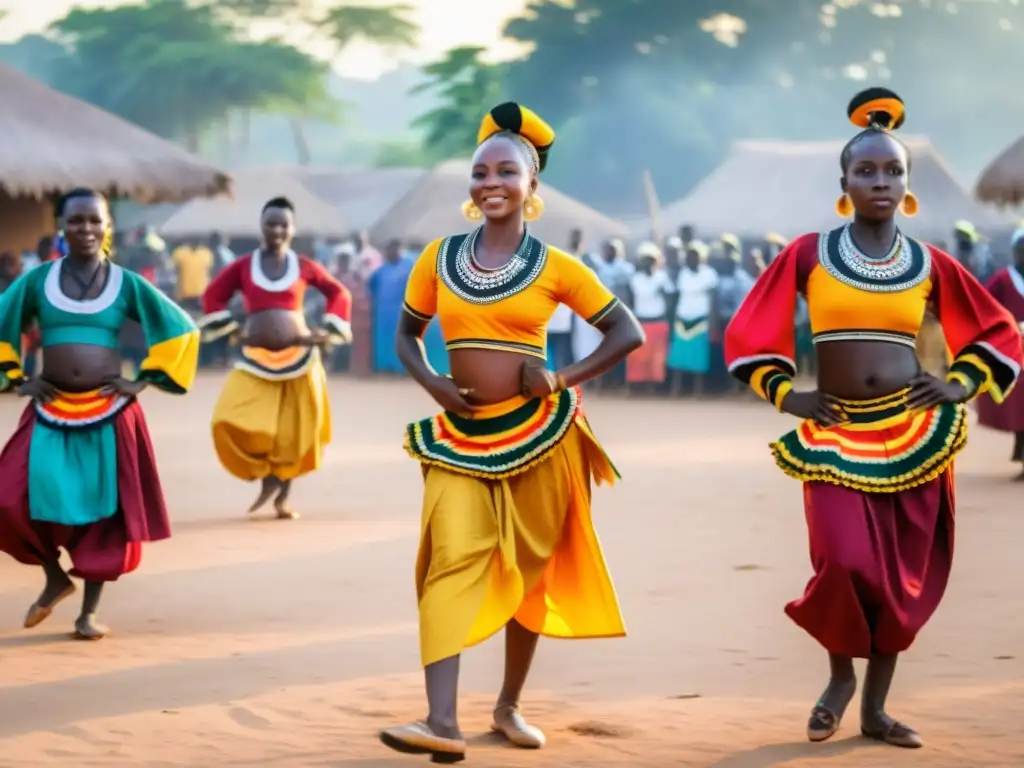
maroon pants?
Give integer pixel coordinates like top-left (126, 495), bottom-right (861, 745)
top-left (785, 473), bottom-right (954, 658)
top-left (0, 400), bottom-right (171, 582)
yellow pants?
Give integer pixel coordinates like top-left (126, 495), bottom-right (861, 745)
top-left (415, 415), bottom-right (625, 667)
top-left (211, 352), bottom-right (330, 481)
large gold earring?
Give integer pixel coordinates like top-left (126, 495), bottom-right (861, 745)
top-left (899, 191), bottom-right (919, 217)
top-left (523, 194), bottom-right (545, 222)
top-left (461, 199), bottom-right (483, 222)
top-left (835, 193), bottom-right (853, 218)
top-left (101, 227), bottom-right (114, 257)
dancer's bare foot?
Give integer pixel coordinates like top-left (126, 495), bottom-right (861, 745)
top-left (24, 571), bottom-right (76, 628)
top-left (274, 479), bottom-right (297, 519)
top-left (73, 613), bottom-right (109, 640)
top-left (275, 501), bottom-right (299, 519)
top-left (248, 476), bottom-right (281, 514)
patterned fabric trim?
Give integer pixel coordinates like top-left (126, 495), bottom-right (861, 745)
top-left (402, 301), bottom-right (433, 322)
top-left (673, 316), bottom-right (709, 340)
top-left (405, 386), bottom-right (583, 478)
top-left (33, 389), bottom-right (131, 430)
top-left (235, 345), bottom-right (316, 381)
top-left (813, 329), bottom-right (917, 348)
top-left (817, 226), bottom-right (930, 293)
top-left (444, 338), bottom-right (546, 358)
top-left (587, 298), bottom-right (619, 325)
top-left (771, 388), bottom-right (967, 492)
top-left (436, 230), bottom-right (549, 305)
top-left (197, 310), bottom-right (239, 342)
top-left (728, 353), bottom-right (797, 384)
top-left (950, 343), bottom-right (1021, 403)
top-left (323, 314), bottom-right (352, 344)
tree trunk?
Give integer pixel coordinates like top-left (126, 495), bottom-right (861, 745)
top-left (289, 116), bottom-right (311, 166)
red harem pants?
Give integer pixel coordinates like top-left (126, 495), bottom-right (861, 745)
top-left (785, 472), bottom-right (954, 658)
top-left (0, 400), bottom-right (171, 582)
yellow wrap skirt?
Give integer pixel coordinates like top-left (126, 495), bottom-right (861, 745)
top-left (404, 386), bottom-right (626, 667)
top-left (211, 346), bottom-right (331, 481)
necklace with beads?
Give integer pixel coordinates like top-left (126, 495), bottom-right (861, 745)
top-left (437, 225), bottom-right (548, 304)
top-left (818, 224), bottom-right (930, 292)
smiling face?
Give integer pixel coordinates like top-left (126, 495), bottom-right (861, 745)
top-left (841, 131), bottom-right (909, 223)
top-left (261, 206), bottom-right (295, 252)
top-left (469, 135), bottom-right (536, 223)
top-left (62, 195), bottom-right (110, 259)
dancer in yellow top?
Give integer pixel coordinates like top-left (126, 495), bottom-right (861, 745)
top-left (379, 103), bottom-right (644, 764)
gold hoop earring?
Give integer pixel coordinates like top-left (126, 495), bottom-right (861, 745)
top-left (899, 191), bottom-right (919, 217)
top-left (524, 194), bottom-right (545, 222)
top-left (835, 193), bottom-right (853, 218)
top-left (461, 199), bottom-right (483, 222)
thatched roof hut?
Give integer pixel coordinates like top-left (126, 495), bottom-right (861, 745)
top-left (0, 64), bottom-right (230, 203)
top-left (975, 136), bottom-right (1024, 208)
top-left (369, 159), bottom-right (629, 246)
top-left (287, 166), bottom-right (424, 233)
top-left (115, 166), bottom-right (424, 239)
top-left (653, 139), bottom-right (1010, 243)
top-left (154, 169), bottom-right (345, 239)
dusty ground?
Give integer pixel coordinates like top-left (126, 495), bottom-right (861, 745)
top-left (0, 373), bottom-right (1022, 767)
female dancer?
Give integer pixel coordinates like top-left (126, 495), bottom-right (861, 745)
top-left (0, 188), bottom-right (199, 639)
top-left (199, 197), bottom-right (352, 519)
top-left (379, 102), bottom-right (643, 763)
top-left (976, 227), bottom-right (1024, 476)
top-left (725, 89), bottom-right (1022, 748)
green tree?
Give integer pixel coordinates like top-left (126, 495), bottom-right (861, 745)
top-left (410, 46), bottom-right (505, 162)
top-left (48, 0), bottom-right (334, 154)
top-left (499, 0), bottom-right (1024, 211)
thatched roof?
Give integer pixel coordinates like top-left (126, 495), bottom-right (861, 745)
top-left (286, 166), bottom-right (425, 232)
top-left (975, 136), bottom-right (1024, 208)
top-left (0, 64), bottom-right (230, 203)
top-left (155, 169), bottom-right (345, 238)
top-left (114, 165), bottom-right (423, 237)
top-left (653, 138), bottom-right (1011, 242)
top-left (369, 159), bottom-right (629, 246)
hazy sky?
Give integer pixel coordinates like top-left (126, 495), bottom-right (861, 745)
top-left (0, 0), bottom-right (531, 78)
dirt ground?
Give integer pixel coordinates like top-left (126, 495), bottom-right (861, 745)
top-left (1, 373), bottom-right (1022, 767)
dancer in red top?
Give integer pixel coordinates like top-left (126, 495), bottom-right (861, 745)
top-left (976, 228), bottom-right (1024, 475)
top-left (725, 89), bottom-right (1022, 748)
top-left (199, 197), bottom-right (352, 518)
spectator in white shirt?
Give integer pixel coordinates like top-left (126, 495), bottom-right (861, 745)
top-left (625, 242), bottom-right (675, 391)
top-left (547, 229), bottom-right (584, 370)
top-left (667, 240), bottom-right (719, 395)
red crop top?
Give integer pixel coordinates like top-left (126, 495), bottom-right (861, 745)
top-left (199, 250), bottom-right (352, 342)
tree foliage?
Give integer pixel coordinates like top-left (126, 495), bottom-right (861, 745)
top-left (412, 0), bottom-right (1024, 212)
top-left (410, 47), bottom-right (506, 162)
top-left (47, 0), bottom-right (334, 151)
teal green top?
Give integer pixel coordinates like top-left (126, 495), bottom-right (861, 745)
top-left (0, 259), bottom-right (200, 393)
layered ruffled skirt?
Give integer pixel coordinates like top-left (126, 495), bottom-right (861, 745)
top-left (404, 387), bottom-right (626, 667)
top-left (773, 389), bottom-right (964, 657)
top-left (0, 390), bottom-right (170, 582)
top-left (211, 346), bottom-right (331, 481)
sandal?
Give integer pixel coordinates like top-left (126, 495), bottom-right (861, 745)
top-left (379, 722), bottom-right (466, 764)
top-left (807, 705), bottom-right (842, 743)
top-left (23, 583), bottom-right (76, 629)
top-left (861, 720), bottom-right (923, 748)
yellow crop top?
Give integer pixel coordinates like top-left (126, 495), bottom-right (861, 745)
top-left (806, 225), bottom-right (930, 348)
top-left (402, 230), bottom-right (618, 359)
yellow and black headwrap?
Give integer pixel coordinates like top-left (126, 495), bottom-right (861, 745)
top-left (477, 102), bottom-right (555, 173)
top-left (847, 87), bottom-right (905, 131)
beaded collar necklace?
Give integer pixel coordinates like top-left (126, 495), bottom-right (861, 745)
top-left (818, 224), bottom-right (930, 293)
top-left (436, 226), bottom-right (548, 304)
